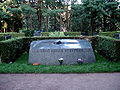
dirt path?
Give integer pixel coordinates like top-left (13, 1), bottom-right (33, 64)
top-left (0, 73), bottom-right (120, 90)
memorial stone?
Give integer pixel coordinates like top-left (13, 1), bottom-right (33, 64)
top-left (114, 33), bottom-right (120, 39)
top-left (33, 30), bottom-right (41, 36)
top-left (29, 39), bottom-right (96, 65)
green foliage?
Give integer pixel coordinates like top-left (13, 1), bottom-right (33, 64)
top-left (42, 0), bottom-right (67, 31)
top-left (19, 29), bottom-right (34, 37)
top-left (0, 4), bottom-right (23, 32)
top-left (8, 8), bottom-right (22, 19)
top-left (41, 32), bottom-right (81, 37)
top-left (0, 38), bottom-right (24, 63)
top-left (71, 0), bottom-right (120, 33)
top-left (41, 32), bottom-right (50, 36)
top-left (71, 4), bottom-right (84, 32)
top-left (20, 4), bottom-right (37, 14)
top-left (99, 31), bottom-right (120, 37)
top-left (20, 4), bottom-right (38, 30)
top-left (64, 32), bottom-right (81, 36)
top-left (0, 32), bottom-right (25, 37)
top-left (49, 32), bottom-right (66, 37)
top-left (95, 36), bottom-right (120, 61)
top-left (43, 9), bottom-right (64, 16)
top-left (0, 36), bottom-right (4, 41)
top-left (0, 9), bottom-right (10, 20)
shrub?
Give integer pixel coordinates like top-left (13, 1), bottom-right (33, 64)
top-left (49, 32), bottom-right (66, 37)
top-left (0, 36), bottom-right (5, 41)
top-left (64, 32), bottom-right (81, 36)
top-left (99, 31), bottom-right (120, 37)
top-left (0, 32), bottom-right (25, 37)
top-left (0, 38), bottom-right (24, 63)
top-left (41, 32), bottom-right (50, 36)
top-left (19, 29), bottom-right (34, 37)
top-left (41, 32), bottom-right (81, 37)
top-left (95, 36), bottom-right (120, 61)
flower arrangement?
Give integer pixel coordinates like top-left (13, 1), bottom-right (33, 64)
top-left (58, 58), bottom-right (64, 65)
top-left (77, 59), bottom-right (84, 64)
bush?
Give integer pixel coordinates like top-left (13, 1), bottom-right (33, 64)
top-left (41, 32), bottom-right (81, 37)
top-left (41, 32), bottom-right (50, 36)
top-left (19, 29), bottom-right (34, 37)
top-left (0, 38), bottom-right (24, 63)
top-left (64, 32), bottom-right (81, 36)
top-left (0, 32), bottom-right (25, 37)
top-left (95, 36), bottom-right (120, 61)
top-left (0, 36), bottom-right (5, 41)
top-left (99, 31), bottom-right (120, 37)
top-left (49, 32), bottom-right (66, 37)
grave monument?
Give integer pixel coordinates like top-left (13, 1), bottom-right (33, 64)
top-left (29, 39), bottom-right (96, 65)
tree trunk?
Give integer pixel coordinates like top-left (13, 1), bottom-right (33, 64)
top-left (37, 0), bottom-right (42, 30)
top-left (103, 15), bottom-right (106, 32)
top-left (80, 20), bottom-right (83, 32)
top-left (46, 16), bottom-right (49, 32)
top-left (90, 17), bottom-right (96, 35)
top-left (110, 13), bottom-right (116, 31)
top-left (66, 4), bottom-right (69, 32)
top-left (30, 15), bottom-right (33, 30)
top-left (90, 18), bottom-right (93, 35)
top-left (12, 21), bottom-right (14, 32)
top-left (60, 14), bottom-right (62, 32)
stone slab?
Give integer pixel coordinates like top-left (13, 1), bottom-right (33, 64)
top-left (114, 33), bottom-right (120, 39)
top-left (29, 39), bottom-right (96, 65)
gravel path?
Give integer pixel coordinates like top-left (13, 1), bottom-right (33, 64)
top-left (0, 73), bottom-right (120, 90)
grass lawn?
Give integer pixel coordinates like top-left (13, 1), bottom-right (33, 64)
top-left (0, 52), bottom-right (120, 73)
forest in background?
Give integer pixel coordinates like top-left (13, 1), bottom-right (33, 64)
top-left (0, 0), bottom-right (120, 35)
